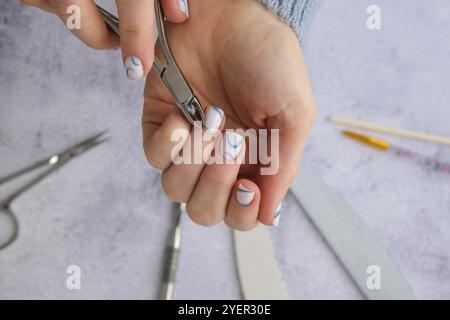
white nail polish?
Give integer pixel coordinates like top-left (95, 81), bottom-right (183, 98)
top-left (236, 184), bottom-right (255, 206)
top-left (178, 0), bottom-right (189, 17)
top-left (124, 56), bottom-right (144, 80)
top-left (220, 132), bottom-right (244, 160)
top-left (273, 202), bottom-right (282, 227)
top-left (205, 106), bottom-right (224, 134)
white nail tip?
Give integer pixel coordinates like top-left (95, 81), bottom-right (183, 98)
top-left (273, 202), bottom-right (282, 227)
top-left (205, 106), bottom-right (224, 134)
top-left (220, 132), bottom-right (244, 160)
top-left (124, 56), bottom-right (144, 80)
top-left (178, 0), bottom-right (189, 17)
top-left (236, 184), bottom-right (255, 206)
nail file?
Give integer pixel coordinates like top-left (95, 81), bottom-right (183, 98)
top-left (290, 165), bottom-right (415, 299)
top-left (233, 227), bottom-right (289, 300)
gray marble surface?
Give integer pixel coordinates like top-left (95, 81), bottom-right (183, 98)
top-left (0, 0), bottom-right (449, 299)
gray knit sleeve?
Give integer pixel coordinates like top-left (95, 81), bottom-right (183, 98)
top-left (255, 0), bottom-right (319, 42)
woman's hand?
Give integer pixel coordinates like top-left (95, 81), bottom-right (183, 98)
top-left (22, 0), bottom-right (189, 79)
top-left (143, 0), bottom-right (316, 230)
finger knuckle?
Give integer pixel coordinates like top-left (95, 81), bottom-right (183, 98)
top-left (120, 29), bottom-right (151, 47)
top-left (161, 172), bottom-right (190, 203)
top-left (145, 151), bottom-right (166, 170)
top-left (45, 0), bottom-right (74, 16)
top-left (48, 0), bottom-right (70, 6)
top-left (303, 103), bottom-right (317, 126)
top-left (186, 203), bottom-right (222, 227)
top-left (87, 40), bottom-right (112, 50)
top-left (47, 0), bottom-right (66, 10)
top-left (21, 0), bottom-right (39, 6)
top-left (202, 170), bottom-right (232, 189)
top-left (144, 139), bottom-right (168, 170)
top-left (224, 216), bottom-right (257, 232)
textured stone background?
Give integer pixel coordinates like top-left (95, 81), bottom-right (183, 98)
top-left (0, 0), bottom-right (449, 299)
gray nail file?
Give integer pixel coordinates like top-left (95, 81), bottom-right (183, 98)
top-left (233, 227), bottom-right (289, 300)
top-left (290, 166), bottom-right (415, 300)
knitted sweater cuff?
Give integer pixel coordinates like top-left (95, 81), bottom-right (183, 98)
top-left (255, 0), bottom-right (319, 43)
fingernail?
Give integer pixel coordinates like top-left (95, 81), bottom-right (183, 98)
top-left (273, 202), bottom-right (282, 227)
top-left (236, 184), bottom-right (255, 206)
top-left (178, 0), bottom-right (189, 17)
top-left (205, 106), bottom-right (224, 134)
top-left (220, 132), bottom-right (244, 160)
top-left (124, 56), bottom-right (144, 80)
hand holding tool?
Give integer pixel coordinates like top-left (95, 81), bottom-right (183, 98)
top-left (97, 1), bottom-right (206, 128)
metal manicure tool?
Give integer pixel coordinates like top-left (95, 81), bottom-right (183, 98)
top-left (160, 203), bottom-right (183, 300)
top-left (97, 1), bottom-right (206, 128)
top-left (97, 4), bottom-right (190, 298)
top-left (0, 132), bottom-right (108, 250)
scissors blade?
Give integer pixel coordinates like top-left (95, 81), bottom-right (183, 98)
top-left (153, 0), bottom-right (206, 128)
top-left (61, 132), bottom-right (109, 160)
top-left (0, 133), bottom-right (108, 206)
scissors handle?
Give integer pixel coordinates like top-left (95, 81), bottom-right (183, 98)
top-left (0, 157), bottom-right (55, 186)
top-left (0, 160), bottom-right (66, 208)
top-left (153, 0), bottom-right (177, 72)
top-left (0, 207), bottom-right (19, 250)
top-left (0, 132), bottom-right (107, 208)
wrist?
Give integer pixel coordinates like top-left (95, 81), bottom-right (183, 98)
top-left (254, 0), bottom-right (319, 42)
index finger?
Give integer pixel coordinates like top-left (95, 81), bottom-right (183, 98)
top-left (116, 0), bottom-right (190, 80)
top-left (116, 0), bottom-right (155, 80)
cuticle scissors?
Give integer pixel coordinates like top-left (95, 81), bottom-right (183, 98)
top-left (97, 0), bottom-right (206, 128)
top-left (0, 132), bottom-right (108, 250)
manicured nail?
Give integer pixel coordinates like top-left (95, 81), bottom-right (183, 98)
top-left (178, 0), bottom-right (189, 17)
top-left (273, 202), bottom-right (282, 227)
top-left (220, 132), bottom-right (244, 160)
top-left (205, 106), bottom-right (224, 134)
top-left (236, 184), bottom-right (255, 206)
top-left (124, 56), bottom-right (144, 80)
